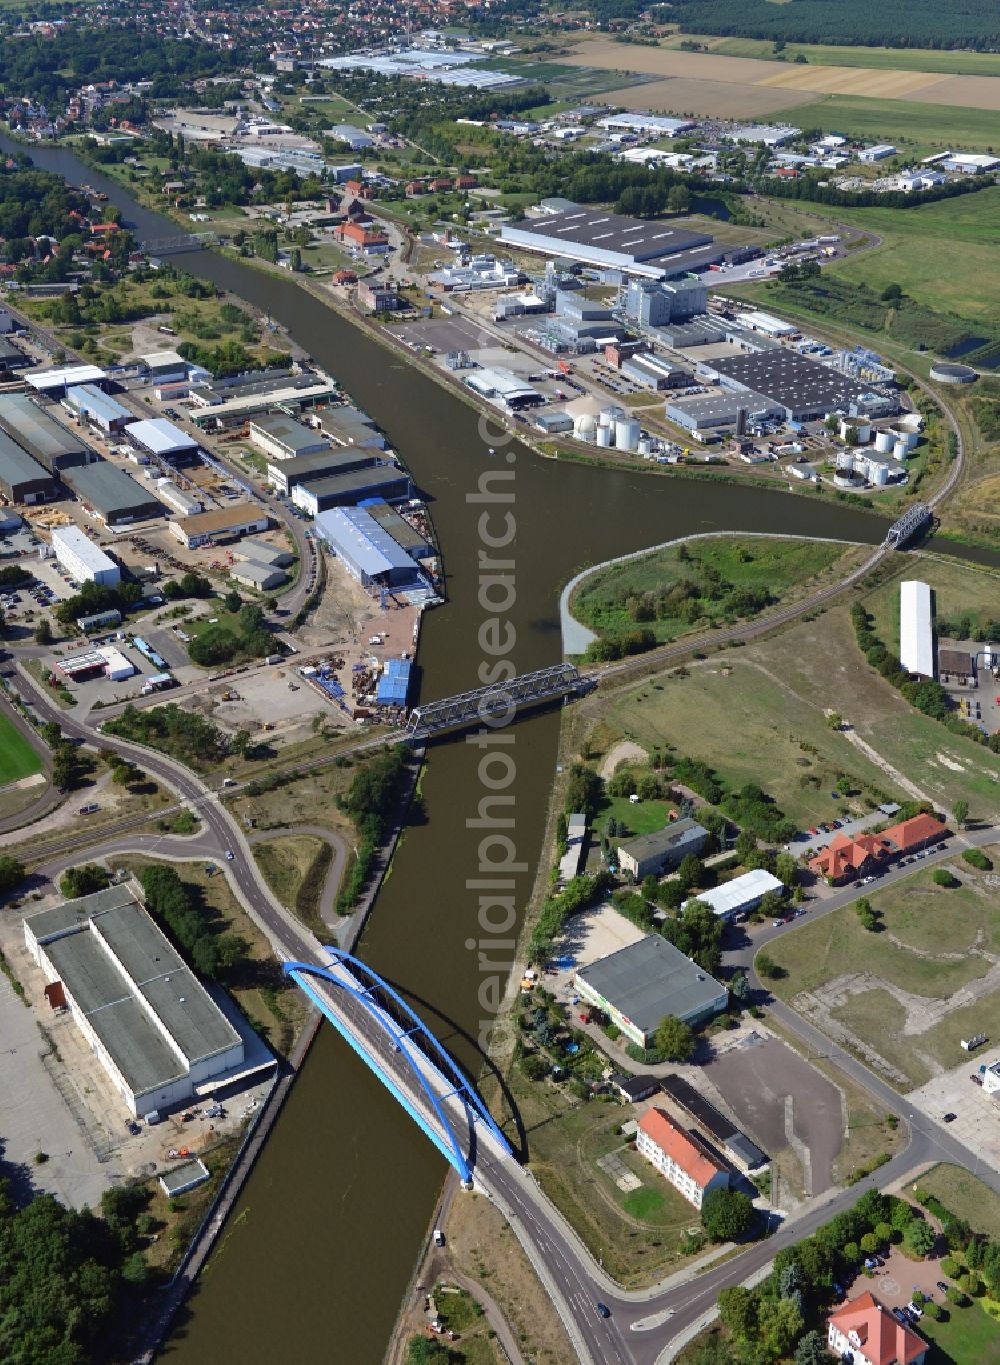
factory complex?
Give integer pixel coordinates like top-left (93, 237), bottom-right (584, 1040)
top-left (24, 883), bottom-right (272, 1119)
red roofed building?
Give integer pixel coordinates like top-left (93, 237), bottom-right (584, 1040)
top-left (828, 1292), bottom-right (927, 1365)
top-left (636, 1107), bottom-right (730, 1209)
top-left (808, 832), bottom-right (886, 885)
top-left (334, 222), bottom-right (390, 256)
top-left (882, 813), bottom-right (949, 856)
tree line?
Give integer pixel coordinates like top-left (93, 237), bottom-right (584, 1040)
top-left (668, 0), bottom-right (1000, 50)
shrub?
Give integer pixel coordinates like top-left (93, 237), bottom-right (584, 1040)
top-left (923, 1300), bottom-right (943, 1320)
top-left (946, 1285), bottom-right (970, 1307)
top-left (963, 848), bottom-right (992, 871)
top-left (933, 869), bottom-right (960, 888)
top-left (941, 1255), bottom-right (961, 1279)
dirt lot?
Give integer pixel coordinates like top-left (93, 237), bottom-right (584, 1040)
top-left (706, 1034), bottom-right (844, 1198)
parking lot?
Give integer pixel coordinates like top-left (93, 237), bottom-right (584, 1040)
top-left (908, 1058), bottom-right (1000, 1173)
top-left (706, 1033), bottom-right (845, 1197)
top-left (546, 900), bottom-right (648, 995)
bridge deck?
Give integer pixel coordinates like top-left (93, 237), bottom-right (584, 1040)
top-left (886, 502), bottom-right (931, 547)
top-left (405, 663), bottom-right (584, 739)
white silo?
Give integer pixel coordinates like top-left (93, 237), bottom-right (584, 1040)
top-left (596, 424), bottom-right (613, 447)
top-left (893, 438), bottom-right (909, 461)
top-left (874, 430), bottom-right (894, 454)
top-left (869, 459), bottom-right (890, 486)
top-left (615, 417), bottom-right (641, 452)
top-left (839, 416), bottom-right (871, 444)
top-left (638, 437), bottom-right (653, 456)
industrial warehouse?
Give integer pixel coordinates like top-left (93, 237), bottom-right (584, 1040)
top-left (0, 430), bottom-right (58, 503)
top-left (575, 935), bottom-right (728, 1048)
top-left (500, 208), bottom-right (724, 278)
top-left (266, 446), bottom-right (382, 496)
top-left (703, 349), bottom-right (873, 422)
top-left (291, 464), bottom-right (411, 516)
top-left (0, 393), bottom-right (90, 471)
top-left (61, 460), bottom-right (165, 526)
top-left (23, 883), bottom-right (268, 1118)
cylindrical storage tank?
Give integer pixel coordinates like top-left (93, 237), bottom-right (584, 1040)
top-left (874, 430), bottom-right (894, 454)
top-left (834, 472), bottom-right (860, 488)
top-left (897, 412), bottom-right (923, 434)
top-left (615, 418), bottom-right (640, 452)
top-left (638, 438), bottom-right (653, 456)
top-left (870, 460), bottom-right (889, 486)
top-left (839, 417), bottom-right (871, 444)
top-left (596, 425), bottom-right (612, 447)
top-left (893, 438), bottom-right (909, 461)
top-left (895, 428), bottom-right (919, 450)
top-left (574, 414), bottom-right (597, 442)
top-left (835, 449), bottom-right (856, 472)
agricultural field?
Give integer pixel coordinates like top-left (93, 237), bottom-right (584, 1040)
top-left (549, 38), bottom-right (1000, 119)
top-left (0, 711), bottom-right (43, 786)
top-left (700, 38), bottom-right (1000, 79)
top-left (572, 535), bottom-right (851, 651)
top-left (762, 850), bottom-right (1000, 1090)
top-left (771, 92), bottom-right (1000, 151)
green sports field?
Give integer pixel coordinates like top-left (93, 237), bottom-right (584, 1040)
top-left (0, 710), bottom-right (43, 786)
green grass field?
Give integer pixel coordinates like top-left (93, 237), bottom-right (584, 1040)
top-left (0, 711), bottom-right (43, 787)
top-left (764, 852), bottom-right (1000, 1087)
top-left (598, 795), bottom-right (676, 838)
top-left (747, 604), bottom-right (1000, 821)
top-left (920, 1164), bottom-right (1000, 1241)
top-left (707, 37), bottom-right (1000, 78)
top-left (865, 555), bottom-right (1000, 656)
top-left (606, 658), bottom-right (892, 829)
top-left (573, 536), bottom-right (847, 648)
top-left (773, 94), bottom-right (1000, 153)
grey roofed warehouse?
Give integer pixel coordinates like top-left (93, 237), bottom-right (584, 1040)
top-left (0, 393), bottom-right (90, 472)
top-left (0, 429), bottom-right (57, 502)
top-left (574, 935), bottom-right (728, 1048)
top-left (708, 349), bottom-right (874, 421)
top-left (61, 461), bottom-right (165, 525)
top-left (500, 208), bottom-right (722, 277)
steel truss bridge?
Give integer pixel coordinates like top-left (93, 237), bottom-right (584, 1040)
top-left (283, 949), bottom-right (513, 1182)
top-left (404, 663), bottom-right (587, 741)
top-left (142, 232), bottom-right (219, 256)
top-left (885, 502), bottom-right (931, 547)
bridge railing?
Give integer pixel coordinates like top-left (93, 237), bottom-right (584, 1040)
top-left (405, 663), bottom-right (582, 738)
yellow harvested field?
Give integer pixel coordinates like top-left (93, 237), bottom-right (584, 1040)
top-left (593, 76), bottom-right (816, 119)
top-left (758, 66), bottom-right (946, 98)
top-left (554, 38), bottom-right (1000, 114)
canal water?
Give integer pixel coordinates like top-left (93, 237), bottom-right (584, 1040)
top-left (5, 139), bottom-right (987, 1362)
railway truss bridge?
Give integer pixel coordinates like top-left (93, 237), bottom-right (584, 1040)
top-left (403, 662), bottom-right (589, 741)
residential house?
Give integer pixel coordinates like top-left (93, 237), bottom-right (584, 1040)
top-left (827, 1292), bottom-right (926, 1365)
top-left (611, 1074), bottom-right (659, 1103)
top-left (636, 1107), bottom-right (730, 1209)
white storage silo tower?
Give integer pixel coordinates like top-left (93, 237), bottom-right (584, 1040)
top-left (596, 425), bottom-right (612, 447)
top-left (893, 438), bottom-right (909, 460)
top-left (615, 417), bottom-right (641, 452)
top-left (870, 459), bottom-right (890, 486)
top-left (874, 430), bottom-right (894, 454)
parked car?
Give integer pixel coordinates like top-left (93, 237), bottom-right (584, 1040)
top-left (943, 1112), bottom-right (957, 1123)
top-left (937, 1281), bottom-right (950, 1293)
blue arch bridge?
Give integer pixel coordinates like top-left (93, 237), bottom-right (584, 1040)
top-left (283, 949), bottom-right (513, 1183)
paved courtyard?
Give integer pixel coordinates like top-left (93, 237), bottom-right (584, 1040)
top-left (907, 1057), bottom-right (1000, 1176)
top-left (706, 1035), bottom-right (845, 1197)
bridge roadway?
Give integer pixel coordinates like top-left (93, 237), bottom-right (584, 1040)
top-left (8, 661), bottom-right (1000, 1363)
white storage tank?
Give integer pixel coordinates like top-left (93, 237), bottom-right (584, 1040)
top-left (615, 418), bottom-right (641, 452)
top-left (839, 416), bottom-right (871, 444)
top-left (638, 438), bottom-right (653, 456)
top-left (891, 427), bottom-right (919, 451)
top-left (835, 449), bottom-right (856, 472)
top-left (893, 438), bottom-right (909, 461)
top-left (874, 430), bottom-right (895, 454)
top-left (897, 412), bottom-right (923, 434)
top-left (596, 425), bottom-right (613, 447)
top-left (870, 460), bottom-right (890, 486)
top-left (573, 413), bottom-right (597, 442)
